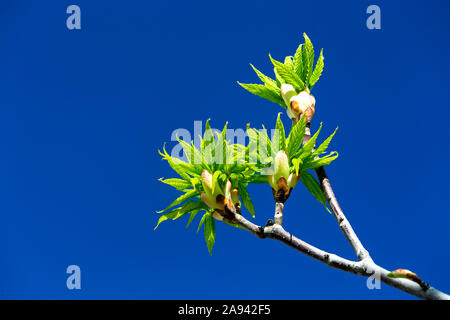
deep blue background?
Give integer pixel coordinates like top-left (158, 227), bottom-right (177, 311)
top-left (1, 0), bottom-right (450, 299)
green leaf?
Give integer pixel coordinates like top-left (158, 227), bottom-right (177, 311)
top-left (273, 67), bottom-right (284, 86)
top-left (154, 208), bottom-right (180, 230)
top-left (176, 139), bottom-right (204, 174)
top-left (190, 141), bottom-right (204, 166)
top-left (248, 174), bottom-right (268, 184)
top-left (154, 200), bottom-right (205, 230)
top-left (186, 209), bottom-right (201, 228)
top-left (300, 171), bottom-right (330, 213)
top-left (303, 33), bottom-right (314, 86)
top-left (202, 120), bottom-right (216, 168)
top-left (158, 189), bottom-right (198, 214)
top-left (158, 178), bottom-right (191, 190)
top-left (291, 158), bottom-right (303, 175)
top-left (310, 127), bottom-right (337, 159)
top-left (309, 48), bottom-right (324, 89)
top-left (269, 54), bottom-right (305, 91)
top-left (214, 128), bottom-right (227, 166)
top-left (293, 43), bottom-right (303, 77)
top-left (238, 182), bottom-right (255, 217)
top-left (284, 56), bottom-right (294, 69)
top-left (237, 82), bottom-right (285, 106)
top-left (197, 212), bottom-right (207, 233)
top-left (159, 145), bottom-right (192, 181)
top-left (257, 127), bottom-right (272, 165)
top-left (250, 64), bottom-right (278, 89)
top-left (275, 113), bottom-right (286, 152)
top-left (172, 200), bottom-right (206, 220)
top-left (204, 212), bottom-right (216, 255)
top-left (211, 170), bottom-right (222, 195)
top-left (302, 152), bottom-right (338, 170)
top-left (286, 116), bottom-right (306, 158)
top-left (298, 123), bottom-right (323, 160)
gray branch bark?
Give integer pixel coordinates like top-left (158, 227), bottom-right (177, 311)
top-left (227, 120), bottom-right (450, 300)
top-left (230, 212), bottom-right (450, 300)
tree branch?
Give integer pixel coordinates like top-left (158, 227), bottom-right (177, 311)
top-left (230, 118), bottom-right (450, 299)
top-left (230, 212), bottom-right (450, 300)
top-left (303, 122), bottom-right (371, 261)
top-left (274, 202), bottom-right (284, 225)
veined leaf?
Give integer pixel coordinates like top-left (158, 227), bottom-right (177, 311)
top-left (275, 113), bottom-right (286, 152)
top-left (158, 189), bottom-right (198, 214)
top-left (197, 212), bottom-right (207, 233)
top-left (286, 116), bottom-right (306, 158)
top-left (250, 64), bottom-right (278, 89)
top-left (186, 209), bottom-right (202, 228)
top-left (310, 127), bottom-right (337, 159)
top-left (257, 127), bottom-right (272, 165)
top-left (293, 43), bottom-right (303, 77)
top-left (269, 54), bottom-right (305, 91)
top-left (159, 145), bottom-right (192, 181)
top-left (284, 56), bottom-right (294, 69)
top-left (303, 33), bottom-right (314, 86)
top-left (238, 182), bottom-right (255, 217)
top-left (273, 67), bottom-right (284, 86)
top-left (154, 208), bottom-right (180, 230)
top-left (177, 139), bottom-right (203, 174)
top-left (202, 120), bottom-right (216, 168)
top-left (291, 158), bottom-right (303, 175)
top-left (172, 200), bottom-right (206, 220)
top-left (302, 152), bottom-right (338, 170)
top-left (204, 212), bottom-right (216, 255)
top-left (298, 123), bottom-right (323, 160)
top-left (300, 171), bottom-right (330, 213)
top-left (211, 170), bottom-right (222, 196)
top-left (237, 82), bottom-right (285, 107)
top-left (309, 48), bottom-right (324, 88)
top-left (158, 178), bottom-right (191, 190)
top-left (248, 174), bottom-right (268, 184)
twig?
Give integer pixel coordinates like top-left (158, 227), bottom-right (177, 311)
top-left (230, 212), bottom-right (450, 300)
top-left (243, 117), bottom-right (450, 299)
top-left (274, 202), bottom-right (284, 225)
top-left (301, 121), bottom-right (371, 261)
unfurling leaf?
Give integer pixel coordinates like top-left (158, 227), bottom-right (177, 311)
top-left (204, 212), bottom-right (216, 255)
top-left (302, 152), bottom-right (338, 170)
top-left (300, 171), bottom-right (330, 213)
top-left (286, 116), bottom-right (306, 158)
top-left (310, 127), bottom-right (338, 159)
top-left (275, 113), bottom-right (286, 151)
top-left (238, 182), bottom-right (255, 217)
top-left (309, 48), bottom-right (324, 89)
top-left (269, 54), bottom-right (305, 91)
top-left (250, 64), bottom-right (278, 89)
top-left (237, 82), bottom-right (285, 107)
top-left (158, 178), bottom-right (192, 190)
top-left (157, 189), bottom-right (198, 214)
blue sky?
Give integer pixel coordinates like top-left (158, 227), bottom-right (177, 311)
top-left (1, 0), bottom-right (450, 299)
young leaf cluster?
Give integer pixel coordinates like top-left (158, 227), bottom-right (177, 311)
top-left (156, 120), bottom-right (259, 254)
top-left (247, 114), bottom-right (338, 210)
top-left (238, 33), bottom-right (324, 108)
